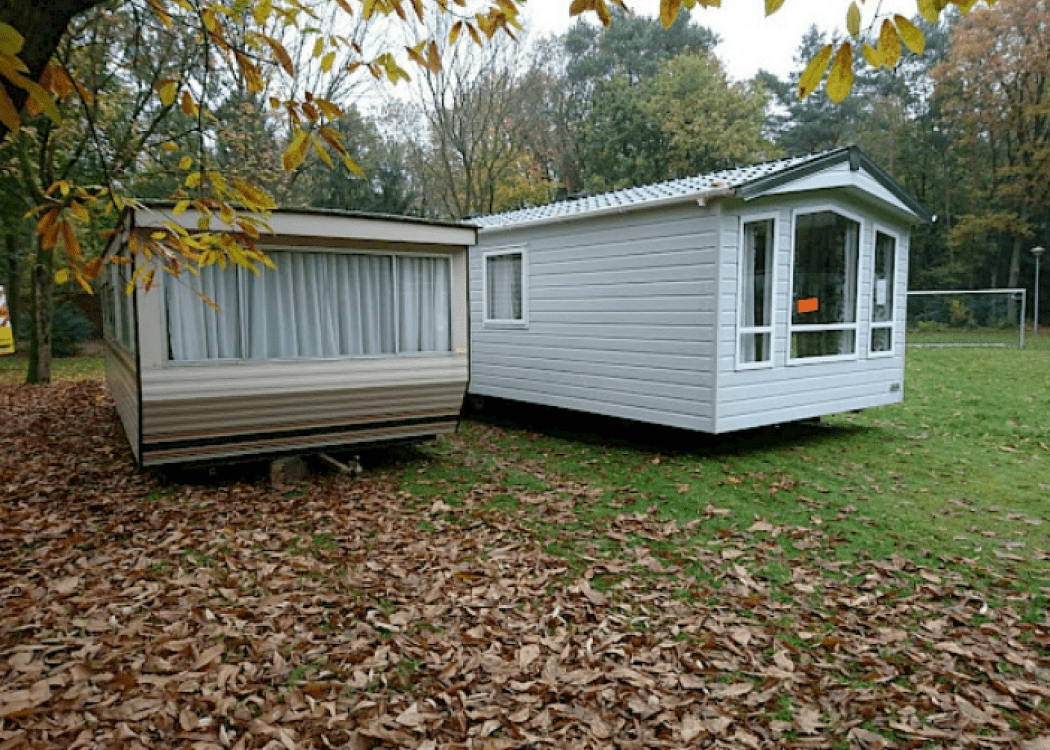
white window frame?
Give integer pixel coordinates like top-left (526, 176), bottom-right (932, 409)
top-left (482, 244), bottom-right (528, 328)
top-left (868, 224), bottom-right (899, 358)
top-left (787, 205), bottom-right (864, 365)
top-left (161, 246), bottom-right (453, 364)
top-left (735, 213), bottom-right (777, 370)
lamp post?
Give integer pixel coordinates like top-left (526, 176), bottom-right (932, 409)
top-left (1034, 246), bottom-right (1045, 335)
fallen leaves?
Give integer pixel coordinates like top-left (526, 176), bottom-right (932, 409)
top-left (1, 380), bottom-right (1048, 748)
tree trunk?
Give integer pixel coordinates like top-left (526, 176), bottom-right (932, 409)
top-left (0, 0), bottom-right (108, 139)
top-left (27, 242), bottom-right (54, 385)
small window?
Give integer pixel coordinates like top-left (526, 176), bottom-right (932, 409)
top-left (738, 218), bottom-right (775, 367)
top-left (870, 230), bottom-right (896, 355)
top-left (484, 248), bottom-right (526, 325)
top-left (790, 210), bottom-right (860, 361)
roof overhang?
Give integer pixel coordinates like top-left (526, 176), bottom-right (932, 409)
top-left (128, 204), bottom-right (478, 247)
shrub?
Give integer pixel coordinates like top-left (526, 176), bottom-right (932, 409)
top-left (51, 302), bottom-right (95, 357)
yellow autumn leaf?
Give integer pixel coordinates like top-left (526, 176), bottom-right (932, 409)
top-left (0, 87), bottom-right (21, 133)
top-left (158, 81), bottom-right (178, 106)
top-left (18, 76), bottom-right (61, 124)
top-left (69, 201), bottom-right (89, 223)
top-left (282, 128), bottom-right (310, 171)
top-left (826, 42), bottom-right (854, 103)
top-left (321, 51), bottom-right (336, 72)
top-left (449, 21), bottom-right (462, 44)
top-left (160, 141), bottom-right (178, 152)
top-left (569, 0), bottom-right (596, 17)
top-left (173, 199), bottom-right (191, 215)
top-left (660, 0), bottom-right (681, 28)
top-left (846, 1), bottom-right (861, 38)
top-left (894, 15), bottom-right (925, 54)
top-left (916, 0), bottom-right (940, 22)
top-left (765, 0), bottom-right (786, 16)
top-left (878, 18), bottom-right (901, 68)
top-left (253, 0), bottom-right (272, 25)
top-left (54, 269), bottom-right (70, 285)
top-left (185, 171), bottom-right (202, 188)
top-left (798, 43), bottom-right (833, 99)
top-left (179, 155), bottom-right (193, 170)
top-left (84, 257), bottom-right (104, 281)
top-left (0, 23), bottom-right (24, 56)
top-left (311, 136), bottom-right (335, 168)
top-left (862, 43), bottom-right (882, 68)
top-left (313, 36), bottom-right (325, 58)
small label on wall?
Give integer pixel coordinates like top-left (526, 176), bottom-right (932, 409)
top-left (876, 279), bottom-right (888, 306)
top-left (797, 297), bottom-right (819, 314)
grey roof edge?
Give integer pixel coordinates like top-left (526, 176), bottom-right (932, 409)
top-left (736, 146), bottom-right (933, 224)
top-left (471, 186), bottom-right (737, 232)
top-left (128, 199), bottom-right (475, 232)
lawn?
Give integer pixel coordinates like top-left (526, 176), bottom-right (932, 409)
top-left (1, 342), bottom-right (1048, 748)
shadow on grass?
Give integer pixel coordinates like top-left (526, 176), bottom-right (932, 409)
top-left (464, 396), bottom-right (871, 460)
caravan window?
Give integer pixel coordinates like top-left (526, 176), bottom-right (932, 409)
top-left (483, 248), bottom-right (526, 325)
top-left (789, 210), bottom-right (860, 361)
top-left (737, 217), bottom-right (775, 367)
top-left (870, 230), bottom-right (896, 355)
top-left (164, 250), bottom-right (451, 361)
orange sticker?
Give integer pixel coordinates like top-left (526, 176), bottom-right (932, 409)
top-left (797, 297), bottom-right (819, 314)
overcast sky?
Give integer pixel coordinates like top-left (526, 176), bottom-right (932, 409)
top-left (521, 0), bottom-right (921, 82)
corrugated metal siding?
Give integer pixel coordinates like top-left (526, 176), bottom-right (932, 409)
top-left (470, 205), bottom-right (718, 431)
top-left (714, 196), bottom-right (909, 433)
top-left (104, 341), bottom-right (140, 462)
top-left (139, 354), bottom-right (467, 466)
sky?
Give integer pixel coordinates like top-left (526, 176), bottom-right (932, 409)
top-left (521, 0), bottom-right (921, 82)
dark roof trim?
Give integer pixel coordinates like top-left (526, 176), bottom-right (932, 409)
top-left (736, 146), bottom-right (933, 224)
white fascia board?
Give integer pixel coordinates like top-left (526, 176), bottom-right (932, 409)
top-left (134, 207), bottom-right (477, 247)
top-left (755, 163), bottom-right (919, 224)
top-left (478, 188), bottom-right (736, 234)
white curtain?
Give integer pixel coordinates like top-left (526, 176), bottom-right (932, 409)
top-left (166, 251), bottom-right (454, 361)
top-left (486, 253), bottom-right (522, 320)
top-left (243, 251), bottom-right (396, 359)
top-left (399, 256), bottom-right (451, 353)
top-left (166, 264), bottom-right (242, 360)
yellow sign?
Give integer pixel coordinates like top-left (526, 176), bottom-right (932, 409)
top-left (0, 285), bottom-right (14, 355)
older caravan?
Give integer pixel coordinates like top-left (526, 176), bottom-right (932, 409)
top-left (102, 206), bottom-right (475, 466)
top-left (468, 147), bottom-right (931, 433)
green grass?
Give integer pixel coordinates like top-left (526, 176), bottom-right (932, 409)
top-left (396, 339), bottom-right (1050, 593)
top-left (0, 347), bottom-right (106, 383)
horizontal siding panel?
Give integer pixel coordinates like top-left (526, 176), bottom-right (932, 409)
top-left (471, 333), bottom-right (714, 358)
top-left (718, 377), bottom-right (901, 419)
top-left (716, 391), bottom-right (903, 433)
top-left (143, 381), bottom-right (466, 437)
top-left (470, 370), bottom-right (712, 419)
top-left (532, 265), bottom-right (707, 288)
top-left (529, 281), bottom-right (711, 301)
top-left (532, 248), bottom-right (711, 275)
top-left (508, 322), bottom-right (713, 341)
top-left (472, 364), bottom-right (711, 406)
top-left (473, 352), bottom-right (713, 387)
top-left (141, 354), bottom-right (467, 399)
top-left (530, 296), bottom-right (704, 314)
top-left (474, 342), bottom-right (708, 373)
top-left (527, 311), bottom-right (709, 326)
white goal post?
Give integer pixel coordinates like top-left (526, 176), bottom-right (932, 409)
top-left (906, 289), bottom-right (1027, 348)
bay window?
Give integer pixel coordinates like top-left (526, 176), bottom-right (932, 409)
top-left (790, 210), bottom-right (860, 361)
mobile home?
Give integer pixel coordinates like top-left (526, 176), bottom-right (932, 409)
top-left (102, 206), bottom-right (475, 466)
top-left (468, 147), bottom-right (931, 433)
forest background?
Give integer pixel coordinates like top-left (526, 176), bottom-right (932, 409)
top-left (1, 0), bottom-right (1047, 367)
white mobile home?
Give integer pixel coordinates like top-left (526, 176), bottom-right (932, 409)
top-left (469, 147), bottom-right (931, 433)
top-left (102, 206), bottom-right (475, 466)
